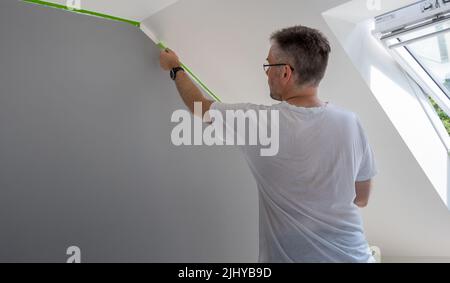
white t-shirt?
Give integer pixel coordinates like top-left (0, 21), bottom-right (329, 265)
top-left (210, 101), bottom-right (378, 263)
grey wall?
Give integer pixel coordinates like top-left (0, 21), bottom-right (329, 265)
top-left (0, 0), bottom-right (258, 262)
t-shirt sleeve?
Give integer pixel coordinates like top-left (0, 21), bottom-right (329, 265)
top-left (356, 143), bottom-right (378, 182)
top-left (355, 117), bottom-right (378, 182)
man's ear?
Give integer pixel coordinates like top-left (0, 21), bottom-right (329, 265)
top-left (283, 65), bottom-right (293, 80)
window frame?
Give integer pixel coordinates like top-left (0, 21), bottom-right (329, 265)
top-left (377, 15), bottom-right (450, 152)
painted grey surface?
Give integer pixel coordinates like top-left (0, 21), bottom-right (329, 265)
top-left (0, 0), bottom-right (258, 262)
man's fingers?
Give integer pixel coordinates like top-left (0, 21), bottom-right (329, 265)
top-left (159, 48), bottom-right (180, 71)
top-left (165, 49), bottom-right (178, 58)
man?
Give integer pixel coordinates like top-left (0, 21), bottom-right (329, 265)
top-left (159, 25), bottom-right (377, 263)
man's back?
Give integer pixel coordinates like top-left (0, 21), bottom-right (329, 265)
top-left (211, 101), bottom-right (378, 263)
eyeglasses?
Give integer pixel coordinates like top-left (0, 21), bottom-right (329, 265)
top-left (263, 63), bottom-right (294, 73)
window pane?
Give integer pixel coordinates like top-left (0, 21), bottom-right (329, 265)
top-left (403, 30), bottom-right (450, 94)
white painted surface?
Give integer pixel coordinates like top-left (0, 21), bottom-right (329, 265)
top-left (140, 24), bottom-right (159, 43)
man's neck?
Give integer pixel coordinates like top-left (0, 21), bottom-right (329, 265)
top-left (283, 87), bottom-right (325, 108)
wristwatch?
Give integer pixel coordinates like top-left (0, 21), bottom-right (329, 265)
top-left (170, 66), bottom-right (184, 80)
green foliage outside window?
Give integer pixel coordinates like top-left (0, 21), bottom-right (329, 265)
top-left (429, 96), bottom-right (450, 135)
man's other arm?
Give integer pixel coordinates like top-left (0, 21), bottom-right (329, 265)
top-left (354, 180), bottom-right (372, 208)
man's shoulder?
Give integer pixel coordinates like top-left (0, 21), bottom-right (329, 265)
top-left (327, 103), bottom-right (358, 120)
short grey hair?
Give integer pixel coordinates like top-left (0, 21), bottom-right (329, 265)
top-left (271, 25), bottom-right (331, 88)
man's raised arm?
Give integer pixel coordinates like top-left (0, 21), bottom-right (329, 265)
top-left (159, 49), bottom-right (214, 118)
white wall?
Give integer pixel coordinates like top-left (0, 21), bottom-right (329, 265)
top-left (146, 0), bottom-right (450, 261)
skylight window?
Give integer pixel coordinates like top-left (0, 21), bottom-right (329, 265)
top-left (375, 1), bottom-right (450, 139)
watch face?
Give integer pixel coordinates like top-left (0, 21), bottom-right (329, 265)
top-left (170, 67), bottom-right (183, 80)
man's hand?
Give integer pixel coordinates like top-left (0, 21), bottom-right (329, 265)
top-left (158, 47), bottom-right (214, 118)
top-left (160, 48), bottom-right (181, 71)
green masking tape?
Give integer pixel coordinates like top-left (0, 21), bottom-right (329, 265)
top-left (23, 0), bottom-right (222, 102)
top-left (181, 62), bottom-right (222, 102)
top-left (23, 0), bottom-right (140, 27)
top-left (157, 42), bottom-right (221, 102)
